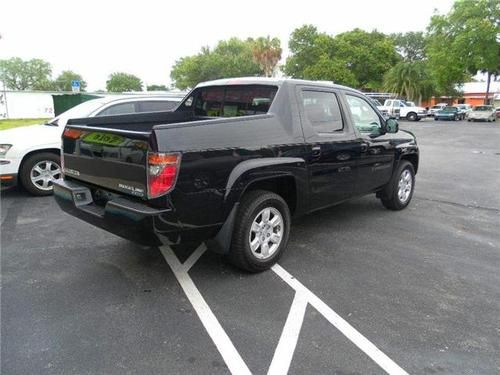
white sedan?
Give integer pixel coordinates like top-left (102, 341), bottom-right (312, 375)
top-left (466, 105), bottom-right (496, 122)
top-left (0, 95), bottom-right (183, 195)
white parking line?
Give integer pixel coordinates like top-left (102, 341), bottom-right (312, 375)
top-left (160, 245), bottom-right (408, 375)
top-left (267, 291), bottom-right (308, 375)
top-left (272, 264), bottom-right (409, 375)
top-left (160, 245), bottom-right (252, 375)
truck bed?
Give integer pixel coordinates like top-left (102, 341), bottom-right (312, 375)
top-left (67, 110), bottom-right (212, 132)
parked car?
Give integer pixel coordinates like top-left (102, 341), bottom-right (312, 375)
top-left (466, 105), bottom-right (496, 122)
top-left (453, 104), bottom-right (472, 120)
top-left (54, 77), bottom-right (419, 272)
top-left (429, 103), bottom-right (448, 117)
top-left (377, 99), bottom-right (427, 121)
top-left (434, 106), bottom-right (461, 121)
top-left (0, 95), bottom-right (184, 195)
top-left (495, 107), bottom-right (500, 119)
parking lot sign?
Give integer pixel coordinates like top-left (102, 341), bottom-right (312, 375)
top-left (71, 80), bottom-right (80, 93)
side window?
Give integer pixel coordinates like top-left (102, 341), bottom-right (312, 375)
top-left (96, 102), bottom-right (136, 116)
top-left (345, 95), bottom-right (382, 133)
top-left (138, 100), bottom-right (178, 112)
top-left (302, 90), bottom-right (343, 134)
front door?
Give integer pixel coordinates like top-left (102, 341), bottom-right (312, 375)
top-left (344, 94), bottom-right (396, 194)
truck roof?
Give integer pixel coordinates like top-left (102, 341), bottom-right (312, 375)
top-left (196, 77), bottom-right (362, 95)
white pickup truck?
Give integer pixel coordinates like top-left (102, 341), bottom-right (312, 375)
top-left (377, 99), bottom-right (427, 121)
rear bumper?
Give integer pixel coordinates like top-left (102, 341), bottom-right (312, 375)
top-left (54, 179), bottom-right (166, 245)
top-left (53, 178), bottom-right (221, 246)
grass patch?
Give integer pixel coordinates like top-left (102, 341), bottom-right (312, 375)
top-left (0, 118), bottom-right (50, 131)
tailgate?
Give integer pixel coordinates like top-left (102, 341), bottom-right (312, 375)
top-left (62, 125), bottom-right (153, 198)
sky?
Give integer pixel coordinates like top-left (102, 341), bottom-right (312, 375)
top-left (0, 0), bottom-right (456, 91)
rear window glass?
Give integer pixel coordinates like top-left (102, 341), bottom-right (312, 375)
top-left (190, 85), bottom-right (278, 117)
top-left (138, 100), bottom-right (179, 112)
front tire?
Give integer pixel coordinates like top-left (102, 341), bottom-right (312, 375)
top-left (20, 152), bottom-right (61, 196)
top-left (379, 161), bottom-right (415, 211)
top-left (228, 190), bottom-right (291, 272)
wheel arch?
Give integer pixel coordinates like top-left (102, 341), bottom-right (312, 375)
top-left (400, 153), bottom-right (418, 174)
top-left (207, 157), bottom-right (307, 254)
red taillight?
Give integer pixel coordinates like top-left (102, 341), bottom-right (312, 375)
top-left (63, 128), bottom-right (82, 139)
top-left (147, 152), bottom-right (181, 198)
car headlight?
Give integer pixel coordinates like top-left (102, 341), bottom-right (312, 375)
top-left (0, 144), bottom-right (12, 157)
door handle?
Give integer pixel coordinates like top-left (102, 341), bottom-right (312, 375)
top-left (360, 143), bottom-right (368, 152)
top-left (312, 145), bottom-right (321, 158)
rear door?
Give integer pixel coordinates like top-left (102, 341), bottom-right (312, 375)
top-left (298, 87), bottom-right (362, 210)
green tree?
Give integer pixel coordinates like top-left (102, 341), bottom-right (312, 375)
top-left (0, 57), bottom-right (53, 90)
top-left (284, 26), bottom-right (399, 90)
top-left (333, 29), bottom-right (400, 90)
top-left (251, 36), bottom-right (282, 77)
top-left (54, 70), bottom-right (87, 91)
top-left (147, 84), bottom-right (168, 91)
top-left (427, 0), bottom-right (500, 101)
top-left (170, 38), bottom-right (262, 89)
top-left (391, 32), bottom-right (427, 62)
top-left (383, 61), bottom-right (435, 103)
top-left (283, 25), bottom-right (325, 79)
top-left (106, 72), bottom-right (142, 92)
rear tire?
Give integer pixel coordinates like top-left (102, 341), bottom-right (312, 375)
top-left (20, 152), bottom-right (61, 196)
top-left (379, 161), bottom-right (415, 211)
top-left (228, 190), bottom-right (291, 272)
top-left (407, 112), bottom-right (417, 121)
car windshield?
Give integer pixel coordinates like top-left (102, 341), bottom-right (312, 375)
top-left (431, 106), bottom-right (441, 109)
top-left (45, 99), bottom-right (106, 126)
top-left (474, 106), bottom-right (492, 111)
top-left (442, 107), bottom-right (456, 112)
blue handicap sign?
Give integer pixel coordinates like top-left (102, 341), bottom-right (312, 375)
top-left (71, 80), bottom-right (80, 88)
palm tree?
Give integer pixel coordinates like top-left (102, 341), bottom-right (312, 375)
top-left (251, 36), bottom-right (282, 77)
top-left (383, 62), bottom-right (435, 104)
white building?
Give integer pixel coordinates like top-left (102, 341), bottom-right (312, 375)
top-left (0, 90), bottom-right (188, 119)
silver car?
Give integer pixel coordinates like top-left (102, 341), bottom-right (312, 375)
top-left (467, 105), bottom-right (496, 122)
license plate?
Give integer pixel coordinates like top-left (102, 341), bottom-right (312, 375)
top-left (83, 132), bottom-right (125, 146)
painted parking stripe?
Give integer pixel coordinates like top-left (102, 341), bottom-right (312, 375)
top-left (272, 264), bottom-right (409, 375)
top-left (267, 291), bottom-right (308, 375)
top-left (160, 245), bottom-right (252, 375)
top-left (161, 245), bottom-right (408, 375)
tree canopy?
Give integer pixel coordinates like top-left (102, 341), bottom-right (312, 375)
top-left (106, 72), bottom-right (143, 92)
top-left (391, 32), bottom-right (427, 62)
top-left (251, 36), bottom-right (282, 77)
top-left (147, 84), bottom-right (168, 91)
top-left (170, 37), bottom-right (264, 89)
top-left (427, 0), bottom-right (500, 99)
top-left (54, 70), bottom-right (87, 92)
top-left (383, 61), bottom-right (435, 102)
top-left (0, 57), bottom-right (53, 90)
top-left (283, 26), bottom-right (399, 90)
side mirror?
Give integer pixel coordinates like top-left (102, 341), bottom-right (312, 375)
top-left (385, 118), bottom-right (399, 133)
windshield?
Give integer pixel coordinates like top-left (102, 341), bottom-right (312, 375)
top-left (45, 99), bottom-right (106, 126)
top-left (431, 106), bottom-right (441, 109)
top-left (474, 106), bottom-right (492, 111)
top-left (442, 107), bottom-right (457, 112)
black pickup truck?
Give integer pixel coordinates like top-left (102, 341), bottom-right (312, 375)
top-left (54, 78), bottom-right (419, 272)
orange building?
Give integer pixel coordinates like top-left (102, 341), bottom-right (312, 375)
top-left (422, 81), bottom-right (500, 108)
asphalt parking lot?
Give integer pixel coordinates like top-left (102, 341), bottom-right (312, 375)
top-left (2, 119), bottom-right (499, 375)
